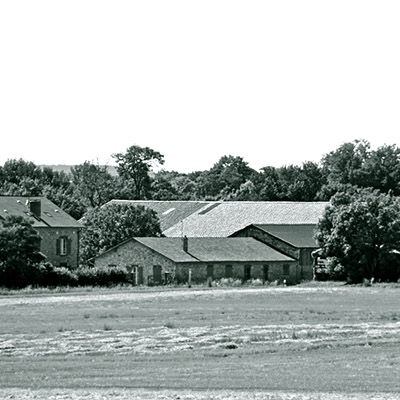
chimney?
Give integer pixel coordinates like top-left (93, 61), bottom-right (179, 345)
top-left (29, 199), bottom-right (41, 219)
top-left (182, 235), bottom-right (188, 253)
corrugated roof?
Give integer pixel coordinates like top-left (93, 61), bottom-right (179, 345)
top-left (0, 196), bottom-right (82, 228)
top-left (134, 237), bottom-right (295, 263)
top-left (254, 224), bottom-right (319, 248)
top-left (107, 200), bottom-right (213, 231)
top-left (163, 201), bottom-right (328, 237)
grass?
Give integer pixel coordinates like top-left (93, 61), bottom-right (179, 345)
top-left (1, 284), bottom-right (400, 398)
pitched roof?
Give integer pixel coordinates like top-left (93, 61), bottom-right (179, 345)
top-left (163, 201), bottom-right (328, 237)
top-left (98, 237), bottom-right (295, 263)
top-left (107, 200), bottom-right (213, 231)
top-left (0, 196), bottom-right (82, 228)
top-left (253, 224), bottom-right (319, 248)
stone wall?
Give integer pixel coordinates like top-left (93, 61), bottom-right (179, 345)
top-left (95, 239), bottom-right (300, 285)
top-left (175, 261), bottom-right (299, 284)
top-left (37, 227), bottom-right (80, 269)
top-left (233, 226), bottom-right (314, 280)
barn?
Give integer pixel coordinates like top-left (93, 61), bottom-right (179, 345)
top-left (94, 236), bottom-right (298, 285)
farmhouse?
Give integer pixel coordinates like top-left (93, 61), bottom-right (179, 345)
top-left (0, 196), bottom-right (82, 268)
top-left (94, 236), bottom-right (298, 285)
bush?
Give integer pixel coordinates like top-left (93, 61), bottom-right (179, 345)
top-left (217, 278), bottom-right (243, 287)
top-left (76, 266), bottom-right (129, 287)
top-left (34, 262), bottom-right (78, 287)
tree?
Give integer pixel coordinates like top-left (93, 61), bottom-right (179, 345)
top-left (316, 188), bottom-right (400, 282)
top-left (112, 145), bottom-right (165, 199)
top-left (361, 144), bottom-right (400, 195)
top-left (321, 139), bottom-right (370, 186)
top-left (71, 162), bottom-right (116, 208)
top-left (79, 203), bottom-right (162, 263)
top-left (285, 162), bottom-right (326, 201)
top-left (0, 215), bottom-right (44, 288)
top-left (194, 155), bottom-right (256, 199)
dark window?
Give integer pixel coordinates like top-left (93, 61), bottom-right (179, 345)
top-left (283, 264), bottom-right (290, 275)
top-left (225, 265), bottom-right (233, 278)
top-left (244, 265), bottom-right (251, 281)
top-left (207, 265), bottom-right (214, 279)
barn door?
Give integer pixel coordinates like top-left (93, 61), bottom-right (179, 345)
top-left (153, 265), bottom-right (162, 284)
top-left (136, 266), bottom-right (144, 285)
top-left (244, 265), bottom-right (251, 281)
top-left (263, 265), bottom-right (269, 283)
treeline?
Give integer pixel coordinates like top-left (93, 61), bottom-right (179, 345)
top-left (1, 140), bottom-right (400, 220)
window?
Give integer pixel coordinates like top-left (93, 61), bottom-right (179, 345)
top-left (283, 264), bottom-right (290, 275)
top-left (225, 265), bottom-right (233, 278)
top-left (57, 236), bottom-right (70, 256)
top-left (60, 237), bottom-right (67, 255)
top-left (207, 265), bottom-right (214, 279)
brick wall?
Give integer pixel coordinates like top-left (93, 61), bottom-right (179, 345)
top-left (37, 227), bottom-right (80, 269)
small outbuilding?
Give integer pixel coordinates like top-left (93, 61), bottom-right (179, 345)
top-left (94, 236), bottom-right (298, 285)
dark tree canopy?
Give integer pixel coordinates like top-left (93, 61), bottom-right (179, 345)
top-left (112, 145), bottom-right (165, 199)
top-left (0, 215), bottom-right (44, 288)
top-left (79, 203), bottom-right (162, 263)
top-left (71, 162), bottom-right (116, 208)
top-left (316, 187), bottom-right (400, 282)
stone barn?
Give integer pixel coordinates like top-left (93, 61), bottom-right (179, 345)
top-left (94, 236), bottom-right (298, 285)
top-left (231, 224), bottom-right (319, 280)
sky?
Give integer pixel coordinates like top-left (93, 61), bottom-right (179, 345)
top-left (1, 1), bottom-right (400, 173)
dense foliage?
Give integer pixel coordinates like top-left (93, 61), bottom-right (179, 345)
top-left (316, 187), bottom-right (400, 283)
top-left (2, 140), bottom-right (400, 220)
top-left (2, 140), bottom-right (400, 283)
top-left (0, 216), bottom-right (44, 288)
top-left (79, 203), bottom-right (162, 263)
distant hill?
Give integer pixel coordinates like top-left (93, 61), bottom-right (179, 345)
top-left (40, 165), bottom-right (118, 176)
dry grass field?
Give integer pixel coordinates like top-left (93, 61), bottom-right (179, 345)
top-left (1, 283), bottom-right (400, 399)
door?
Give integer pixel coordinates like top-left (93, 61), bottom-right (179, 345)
top-left (136, 266), bottom-right (144, 285)
top-left (153, 265), bottom-right (162, 284)
top-left (244, 265), bottom-right (251, 281)
top-left (207, 265), bottom-right (214, 280)
top-left (263, 265), bottom-right (269, 283)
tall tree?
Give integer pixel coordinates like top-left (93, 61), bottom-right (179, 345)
top-left (112, 145), bottom-right (164, 199)
top-left (0, 215), bottom-right (44, 288)
top-left (321, 139), bottom-right (370, 186)
top-left (361, 144), bottom-right (400, 195)
top-left (316, 188), bottom-right (400, 282)
top-left (79, 203), bottom-right (162, 263)
top-left (194, 155), bottom-right (256, 199)
top-left (71, 162), bottom-right (116, 208)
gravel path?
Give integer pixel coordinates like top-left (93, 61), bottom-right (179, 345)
top-left (0, 389), bottom-right (399, 400)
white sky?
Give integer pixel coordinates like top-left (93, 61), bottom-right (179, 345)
top-left (1, 1), bottom-right (399, 173)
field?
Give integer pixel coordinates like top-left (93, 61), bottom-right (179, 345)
top-left (1, 283), bottom-right (400, 399)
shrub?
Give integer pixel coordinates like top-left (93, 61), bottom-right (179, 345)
top-left (35, 262), bottom-right (78, 287)
top-left (76, 265), bottom-right (129, 287)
